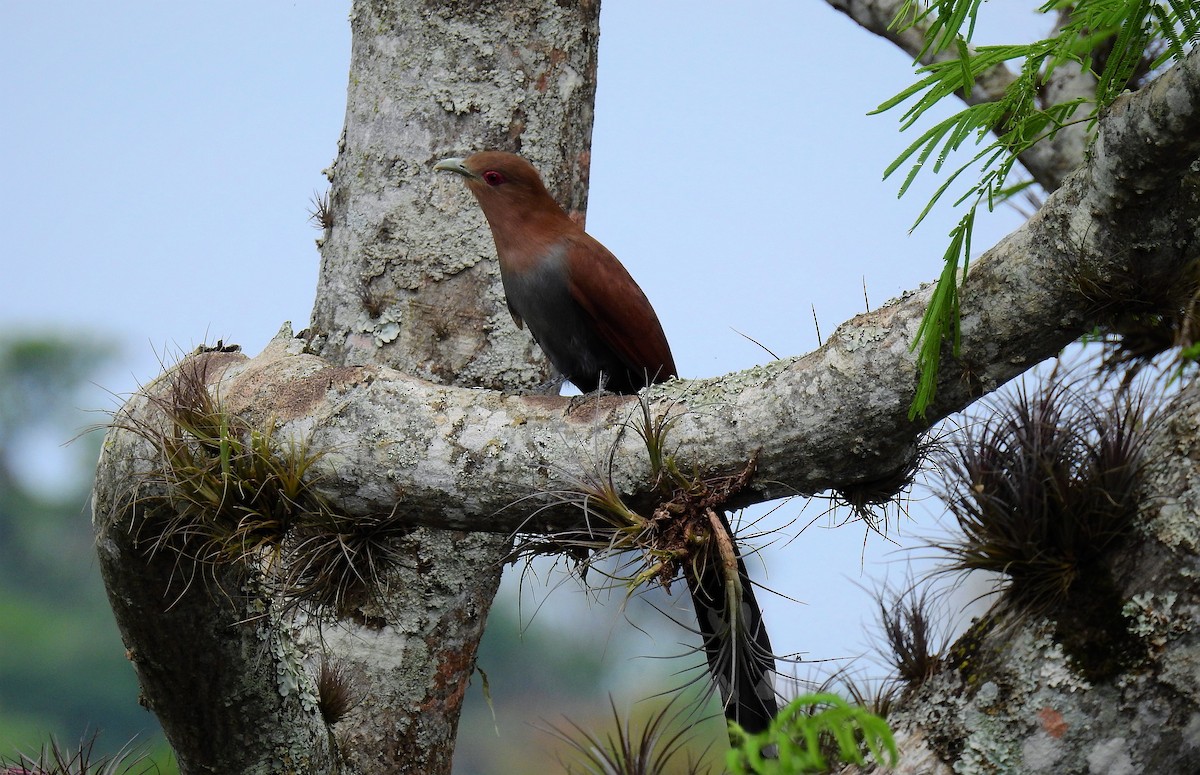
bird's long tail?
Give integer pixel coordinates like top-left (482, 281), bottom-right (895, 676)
top-left (685, 508), bottom-right (778, 734)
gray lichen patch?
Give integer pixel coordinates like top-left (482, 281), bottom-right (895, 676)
top-left (1141, 487), bottom-right (1200, 555)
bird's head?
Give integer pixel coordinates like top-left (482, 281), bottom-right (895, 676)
top-left (435, 151), bottom-right (566, 225)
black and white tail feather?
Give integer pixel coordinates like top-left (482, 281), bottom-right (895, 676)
top-left (685, 508), bottom-right (779, 734)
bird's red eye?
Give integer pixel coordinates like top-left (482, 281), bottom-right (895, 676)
top-left (482, 170), bottom-right (506, 186)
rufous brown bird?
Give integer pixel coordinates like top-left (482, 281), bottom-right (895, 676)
top-left (434, 151), bottom-right (675, 394)
top-left (436, 151), bottom-right (778, 734)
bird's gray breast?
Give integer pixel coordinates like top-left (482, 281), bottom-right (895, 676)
top-left (499, 245), bottom-right (623, 390)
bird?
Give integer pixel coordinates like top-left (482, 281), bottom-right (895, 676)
top-left (434, 151), bottom-right (675, 394)
top-left (436, 151), bottom-right (778, 734)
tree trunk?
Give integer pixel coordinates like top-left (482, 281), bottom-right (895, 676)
top-left (301, 2), bottom-right (599, 772)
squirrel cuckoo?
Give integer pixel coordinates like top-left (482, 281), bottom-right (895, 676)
top-left (434, 151), bottom-right (675, 394)
top-left (436, 151), bottom-right (778, 733)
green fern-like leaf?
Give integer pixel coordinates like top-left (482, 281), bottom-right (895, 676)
top-left (891, 0), bottom-right (986, 57)
top-left (725, 693), bottom-right (898, 774)
top-left (878, 0), bottom-right (1196, 418)
top-left (910, 210), bottom-right (972, 420)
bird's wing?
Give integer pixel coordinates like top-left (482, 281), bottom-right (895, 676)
top-left (562, 233), bottom-right (677, 382)
top-left (505, 298), bottom-right (525, 330)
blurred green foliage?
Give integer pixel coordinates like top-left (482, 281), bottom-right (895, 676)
top-left (0, 334), bottom-right (177, 772)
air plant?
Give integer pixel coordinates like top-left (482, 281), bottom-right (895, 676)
top-left (933, 379), bottom-right (1151, 617)
top-left (546, 696), bottom-right (716, 775)
top-left (130, 361), bottom-right (316, 570)
top-left (315, 656), bottom-right (362, 725)
top-left (0, 734), bottom-right (158, 775)
top-left (833, 672), bottom-right (900, 727)
top-left (119, 350), bottom-right (404, 616)
top-left (354, 276), bottom-right (394, 319)
top-left (307, 189), bottom-right (333, 230)
top-left (930, 375), bottom-right (1153, 679)
top-left (827, 445), bottom-right (927, 537)
top-left (873, 580), bottom-right (949, 689)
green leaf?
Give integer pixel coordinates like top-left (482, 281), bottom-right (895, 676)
top-left (870, 72), bottom-right (943, 115)
top-left (876, 0), bottom-right (1197, 415)
top-left (909, 211), bottom-right (974, 419)
top-left (726, 693), bottom-right (897, 774)
top-left (957, 38), bottom-right (975, 99)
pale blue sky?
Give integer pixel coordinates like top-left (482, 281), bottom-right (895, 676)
top-left (2, 0), bottom-right (1051, 760)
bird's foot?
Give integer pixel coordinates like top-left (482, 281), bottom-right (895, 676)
top-left (513, 374), bottom-right (565, 396)
top-left (564, 385), bottom-right (620, 414)
top-left (506, 374), bottom-right (566, 397)
top-left (536, 374), bottom-right (567, 395)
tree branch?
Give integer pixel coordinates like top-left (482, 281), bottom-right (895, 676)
top-left (100, 47), bottom-right (1200, 538)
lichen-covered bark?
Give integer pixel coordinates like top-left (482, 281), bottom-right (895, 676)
top-left (94, 359), bottom-right (339, 775)
top-left (310, 0), bottom-right (599, 384)
top-left (876, 378), bottom-right (1200, 774)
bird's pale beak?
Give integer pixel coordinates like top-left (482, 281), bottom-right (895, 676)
top-left (434, 157), bottom-right (474, 178)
